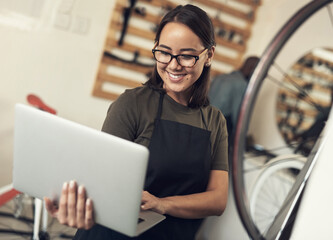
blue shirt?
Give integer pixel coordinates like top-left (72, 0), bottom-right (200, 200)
top-left (208, 70), bottom-right (248, 144)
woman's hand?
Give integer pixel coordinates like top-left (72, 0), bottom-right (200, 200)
top-left (44, 180), bottom-right (94, 230)
top-left (140, 171), bottom-right (228, 219)
top-left (141, 191), bottom-right (166, 215)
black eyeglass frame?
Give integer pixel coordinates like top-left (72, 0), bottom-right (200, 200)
top-left (151, 48), bottom-right (207, 67)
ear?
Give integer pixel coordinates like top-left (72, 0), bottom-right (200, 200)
top-left (205, 46), bottom-right (215, 66)
top-left (208, 46), bottom-right (215, 58)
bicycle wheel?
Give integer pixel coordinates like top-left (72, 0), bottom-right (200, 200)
top-left (249, 154), bottom-right (306, 236)
top-left (232, 0), bottom-right (333, 239)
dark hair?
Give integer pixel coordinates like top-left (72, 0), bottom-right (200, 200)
top-left (240, 56), bottom-right (260, 81)
top-left (144, 4), bottom-right (216, 108)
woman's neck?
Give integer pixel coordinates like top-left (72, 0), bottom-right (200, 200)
top-left (163, 84), bottom-right (192, 106)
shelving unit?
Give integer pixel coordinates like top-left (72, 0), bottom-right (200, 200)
top-left (276, 48), bottom-right (333, 149)
top-left (93, 0), bottom-right (261, 101)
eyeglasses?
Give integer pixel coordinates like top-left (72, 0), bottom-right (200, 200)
top-left (152, 48), bottom-right (207, 67)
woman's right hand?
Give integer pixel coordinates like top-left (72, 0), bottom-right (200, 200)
top-left (44, 180), bottom-right (95, 230)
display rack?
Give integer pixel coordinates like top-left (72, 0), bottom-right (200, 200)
top-left (93, 0), bottom-right (261, 100)
top-left (276, 49), bottom-right (333, 148)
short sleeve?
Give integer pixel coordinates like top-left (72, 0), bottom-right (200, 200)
top-left (101, 90), bottom-right (138, 142)
top-left (210, 110), bottom-right (229, 171)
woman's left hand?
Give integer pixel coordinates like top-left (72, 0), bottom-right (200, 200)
top-left (140, 171), bottom-right (228, 219)
top-left (141, 191), bottom-right (166, 214)
top-left (44, 180), bottom-right (94, 230)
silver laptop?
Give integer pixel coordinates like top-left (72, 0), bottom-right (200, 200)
top-left (13, 103), bottom-right (165, 237)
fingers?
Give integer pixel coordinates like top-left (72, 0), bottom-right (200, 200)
top-left (44, 197), bottom-right (58, 217)
top-left (58, 182), bottom-right (69, 225)
top-left (141, 191), bottom-right (157, 210)
top-left (76, 185), bottom-right (86, 228)
top-left (67, 181), bottom-right (77, 227)
top-left (85, 199), bottom-right (94, 230)
top-left (141, 191), bottom-right (165, 214)
top-left (141, 191), bottom-right (148, 209)
top-left (45, 181), bottom-right (94, 229)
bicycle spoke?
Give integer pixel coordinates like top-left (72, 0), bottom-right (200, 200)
top-left (326, 4), bottom-right (333, 28)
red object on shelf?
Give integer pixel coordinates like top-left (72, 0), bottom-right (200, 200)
top-left (0, 184), bottom-right (21, 206)
top-left (27, 94), bottom-right (57, 115)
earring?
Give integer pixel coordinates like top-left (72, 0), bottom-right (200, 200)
top-left (205, 62), bottom-right (211, 67)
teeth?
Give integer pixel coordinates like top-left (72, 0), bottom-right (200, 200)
top-left (169, 73), bottom-right (183, 79)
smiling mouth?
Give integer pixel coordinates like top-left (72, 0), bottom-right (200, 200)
top-left (168, 72), bottom-right (186, 81)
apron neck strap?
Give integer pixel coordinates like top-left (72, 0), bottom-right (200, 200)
top-left (200, 108), bottom-right (208, 130)
top-left (158, 92), bottom-right (208, 130)
top-left (157, 92), bottom-right (165, 120)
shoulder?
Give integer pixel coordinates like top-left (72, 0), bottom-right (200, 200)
top-left (107, 86), bottom-right (160, 126)
top-left (203, 105), bottom-right (226, 125)
top-left (112, 86), bottom-right (158, 107)
top-left (202, 105), bottom-right (228, 137)
top-left (119, 85), bottom-right (155, 100)
top-left (102, 86), bottom-right (158, 140)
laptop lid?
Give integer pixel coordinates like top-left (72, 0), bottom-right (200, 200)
top-left (13, 103), bottom-right (164, 237)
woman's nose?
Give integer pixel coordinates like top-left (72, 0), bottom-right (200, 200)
top-left (168, 57), bottom-right (182, 70)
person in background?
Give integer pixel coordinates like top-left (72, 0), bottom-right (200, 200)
top-left (209, 56), bottom-right (260, 149)
top-left (45, 4), bottom-right (229, 240)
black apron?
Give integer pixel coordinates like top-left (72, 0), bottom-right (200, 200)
top-left (74, 92), bottom-right (212, 240)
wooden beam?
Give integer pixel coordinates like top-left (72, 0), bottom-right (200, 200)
top-left (98, 72), bottom-right (143, 88)
top-left (215, 36), bottom-right (246, 52)
top-left (278, 88), bottom-right (331, 108)
top-left (282, 76), bottom-right (333, 94)
top-left (105, 38), bottom-right (153, 58)
top-left (194, 0), bottom-right (254, 22)
top-left (102, 55), bottom-right (153, 75)
top-left (276, 115), bottom-right (313, 131)
top-left (110, 19), bottom-right (155, 42)
top-left (292, 64), bottom-right (333, 82)
top-left (212, 18), bottom-right (250, 39)
top-left (276, 102), bottom-right (320, 118)
top-left (234, 0), bottom-right (261, 7)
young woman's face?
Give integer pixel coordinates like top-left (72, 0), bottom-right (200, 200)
top-left (155, 22), bottom-right (214, 105)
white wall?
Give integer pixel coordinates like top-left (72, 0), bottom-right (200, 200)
top-left (0, 0), bottom-right (115, 186)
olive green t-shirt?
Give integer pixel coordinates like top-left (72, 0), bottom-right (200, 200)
top-left (102, 86), bottom-right (228, 171)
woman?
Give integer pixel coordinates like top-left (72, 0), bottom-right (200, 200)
top-left (45, 4), bottom-right (229, 240)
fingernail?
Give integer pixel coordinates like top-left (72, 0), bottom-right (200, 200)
top-left (63, 182), bottom-right (68, 190)
top-left (70, 180), bottom-right (75, 188)
top-left (78, 185), bottom-right (84, 194)
top-left (86, 198), bottom-right (92, 206)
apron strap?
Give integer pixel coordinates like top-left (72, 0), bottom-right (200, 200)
top-left (158, 93), bottom-right (208, 130)
top-left (157, 92), bottom-right (165, 120)
top-left (200, 108), bottom-right (208, 130)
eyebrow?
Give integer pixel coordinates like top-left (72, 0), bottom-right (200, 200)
top-left (158, 44), bottom-right (198, 53)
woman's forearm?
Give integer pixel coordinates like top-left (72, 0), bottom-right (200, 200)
top-left (156, 170), bottom-right (229, 219)
top-left (161, 188), bottom-right (228, 219)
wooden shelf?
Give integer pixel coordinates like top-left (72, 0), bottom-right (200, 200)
top-left (93, 0), bottom-right (260, 101)
top-left (283, 76), bottom-right (333, 94)
top-left (102, 55), bottom-right (152, 74)
top-left (292, 63), bottom-right (333, 82)
top-left (194, 0), bottom-right (255, 22)
top-left (276, 50), bottom-right (333, 148)
top-left (234, 0), bottom-right (261, 7)
top-left (276, 102), bottom-right (320, 118)
top-left (278, 88), bottom-right (331, 108)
